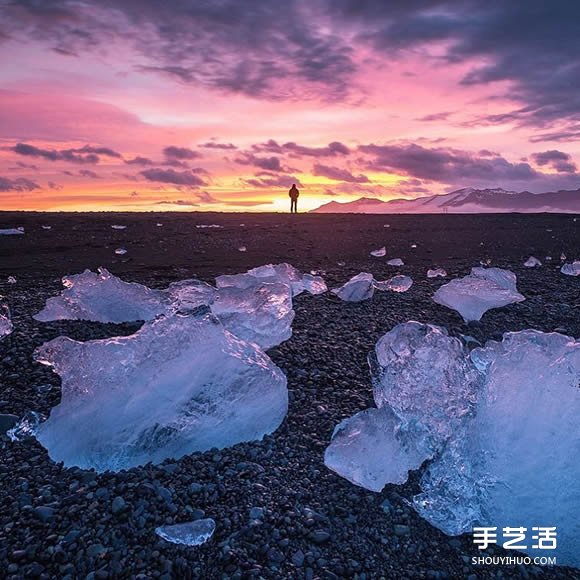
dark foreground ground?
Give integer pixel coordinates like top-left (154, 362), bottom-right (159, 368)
top-left (0, 212), bottom-right (579, 580)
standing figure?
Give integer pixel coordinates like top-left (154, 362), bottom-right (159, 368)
top-left (289, 184), bottom-right (299, 213)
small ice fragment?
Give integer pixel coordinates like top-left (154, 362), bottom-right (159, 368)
top-left (337, 261), bottom-right (345, 266)
top-left (7, 411), bottom-right (43, 441)
top-left (433, 267), bottom-right (525, 322)
top-left (302, 273), bottom-right (327, 295)
top-left (111, 225), bottom-right (126, 230)
top-left (524, 256), bottom-right (542, 267)
top-left (238, 246), bottom-right (247, 252)
top-left (370, 246), bottom-right (386, 257)
top-left (35, 384), bottom-right (53, 395)
top-left (196, 224), bottom-right (223, 229)
top-left (41, 225), bottom-right (52, 230)
top-left (332, 273), bottom-right (374, 302)
top-left (375, 275), bottom-right (413, 293)
top-left (387, 258), bottom-right (404, 266)
top-left (545, 256), bottom-right (552, 261)
top-left (0, 299), bottom-right (13, 339)
top-left (411, 244), bottom-right (417, 249)
top-left (560, 261), bottom-right (580, 276)
top-left (427, 268), bottom-right (447, 278)
top-left (156, 223), bottom-right (163, 227)
top-left (0, 227), bottom-right (24, 235)
top-left (7, 276), bottom-right (16, 284)
top-left (155, 519), bottom-right (216, 546)
top-left (561, 253), bottom-right (566, 261)
top-left (114, 248), bottom-right (127, 255)
top-left (384, 224), bottom-right (390, 228)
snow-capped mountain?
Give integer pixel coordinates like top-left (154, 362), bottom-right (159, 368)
top-left (310, 187), bottom-right (580, 214)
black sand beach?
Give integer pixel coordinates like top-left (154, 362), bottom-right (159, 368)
top-left (0, 212), bottom-right (579, 579)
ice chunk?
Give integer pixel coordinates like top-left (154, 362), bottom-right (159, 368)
top-left (325, 322), bottom-right (479, 492)
top-left (165, 279), bottom-right (216, 312)
top-left (7, 411), bottom-right (43, 441)
top-left (34, 308), bottom-right (288, 471)
top-left (211, 283), bottom-right (294, 349)
top-left (524, 256), bottom-right (541, 267)
top-left (111, 225), bottom-right (126, 230)
top-left (375, 275), bottom-right (413, 293)
top-left (196, 224), bottom-right (223, 228)
top-left (324, 407), bottom-right (426, 492)
top-left (371, 322), bottom-right (479, 453)
top-left (114, 248), bottom-right (127, 255)
top-left (416, 330), bottom-right (580, 568)
top-left (301, 273), bottom-right (327, 295)
top-left (41, 225), bottom-right (52, 230)
top-left (156, 223), bottom-right (163, 227)
top-left (217, 263), bottom-right (304, 296)
top-left (427, 268), bottom-right (447, 278)
top-left (34, 268), bottom-right (168, 323)
top-left (387, 258), bottom-right (404, 266)
top-left (370, 246), bottom-right (386, 257)
top-left (7, 276), bottom-right (16, 284)
top-left (0, 227), bottom-right (24, 235)
top-left (331, 273), bottom-right (374, 302)
top-left (0, 298), bottom-right (13, 339)
top-left (433, 267), bottom-right (525, 322)
top-left (238, 246), bottom-right (247, 252)
top-left (156, 518), bottom-right (215, 546)
top-left (560, 261), bottom-right (580, 276)
top-left (560, 252), bottom-right (566, 261)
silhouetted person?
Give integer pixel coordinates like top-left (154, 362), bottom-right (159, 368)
top-left (289, 184), bottom-right (299, 213)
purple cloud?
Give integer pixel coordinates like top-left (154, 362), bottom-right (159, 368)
top-left (140, 168), bottom-right (206, 187)
top-left (312, 163), bottom-right (369, 183)
top-left (0, 175), bottom-right (41, 192)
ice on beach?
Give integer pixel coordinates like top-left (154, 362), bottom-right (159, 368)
top-left (370, 246), bottom-right (386, 257)
top-left (0, 227), bottom-right (24, 235)
top-left (41, 225), bottom-right (52, 230)
top-left (325, 322), bottom-right (580, 567)
top-left (415, 330), bottom-right (580, 568)
top-left (156, 223), bottom-right (163, 227)
top-left (196, 224), bottom-right (223, 229)
top-left (34, 268), bottom-right (168, 323)
top-left (301, 273), bottom-right (327, 295)
top-left (238, 246), bottom-right (247, 252)
top-left (560, 261), bottom-right (580, 276)
top-left (325, 322), bottom-right (479, 490)
top-left (114, 248), bottom-right (127, 255)
top-left (111, 225), bottom-right (126, 230)
top-left (387, 258), bottom-right (404, 266)
top-left (433, 267), bottom-right (525, 322)
top-left (524, 256), bottom-right (542, 267)
top-left (332, 272), bottom-right (374, 302)
top-left (211, 282), bottom-right (294, 349)
top-left (217, 263), bottom-right (304, 296)
top-left (560, 253), bottom-right (566, 261)
top-left (324, 407), bottom-right (426, 492)
top-left (0, 299), bottom-right (14, 339)
top-left (427, 268), bottom-right (447, 278)
top-left (34, 308), bottom-right (288, 471)
top-left (7, 411), bottom-right (43, 441)
top-left (375, 275), bottom-right (413, 293)
top-left (156, 519), bottom-right (216, 546)
top-left (7, 276), bottom-right (16, 284)
top-left (166, 279), bottom-right (216, 312)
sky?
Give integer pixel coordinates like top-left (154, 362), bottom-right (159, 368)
top-left (1, 0), bottom-right (579, 212)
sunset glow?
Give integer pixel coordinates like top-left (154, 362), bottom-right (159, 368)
top-left (1, 1), bottom-right (579, 211)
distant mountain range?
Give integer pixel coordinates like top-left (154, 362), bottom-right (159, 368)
top-left (310, 187), bottom-right (580, 214)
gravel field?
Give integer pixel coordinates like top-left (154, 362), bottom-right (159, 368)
top-left (0, 212), bottom-right (578, 579)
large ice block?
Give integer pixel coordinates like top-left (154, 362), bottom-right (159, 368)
top-left (432, 267), bottom-right (525, 322)
top-left (416, 330), bottom-right (580, 568)
top-left (34, 308), bottom-right (288, 472)
top-left (560, 261), bottom-right (580, 276)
